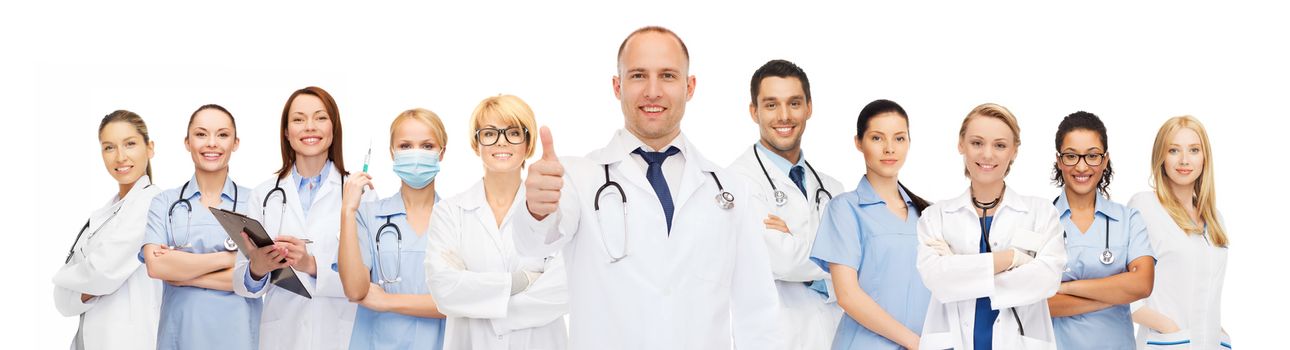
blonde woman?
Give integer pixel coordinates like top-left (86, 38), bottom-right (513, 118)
top-left (338, 108), bottom-right (449, 349)
top-left (1128, 116), bottom-right (1230, 349)
top-left (427, 95), bottom-right (569, 349)
top-left (916, 103), bottom-right (1066, 350)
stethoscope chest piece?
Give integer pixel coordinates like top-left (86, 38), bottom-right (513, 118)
top-left (773, 189), bottom-right (787, 207)
top-left (716, 190), bottom-right (736, 209)
top-left (224, 238), bottom-right (238, 251)
top-left (1100, 249), bottom-right (1115, 265)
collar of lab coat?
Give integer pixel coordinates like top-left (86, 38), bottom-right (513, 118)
top-left (455, 179), bottom-right (525, 212)
top-left (1053, 191), bottom-right (1121, 222)
top-left (942, 185), bottom-right (1030, 215)
top-left (586, 129), bottom-right (722, 172)
top-left (95, 175), bottom-right (154, 220)
top-left (373, 190), bottom-right (440, 218)
top-left (273, 162), bottom-right (344, 222)
top-left (749, 144), bottom-right (815, 197)
top-left (753, 143), bottom-right (807, 175)
top-left (852, 175), bottom-right (913, 206)
top-left (179, 174), bottom-right (239, 203)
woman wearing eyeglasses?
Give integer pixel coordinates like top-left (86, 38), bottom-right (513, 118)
top-left (338, 108), bottom-right (449, 350)
top-left (1045, 111), bottom-right (1155, 349)
top-left (426, 95), bottom-right (569, 350)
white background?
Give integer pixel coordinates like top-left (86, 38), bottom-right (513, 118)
top-left (4, 1), bottom-right (1286, 348)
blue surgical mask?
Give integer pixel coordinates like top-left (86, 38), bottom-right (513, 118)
top-left (392, 149), bottom-right (441, 189)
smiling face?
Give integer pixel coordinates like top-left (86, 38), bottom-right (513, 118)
top-left (184, 108), bottom-right (238, 173)
top-left (959, 116), bottom-right (1018, 185)
top-left (285, 93), bottom-right (333, 159)
top-left (856, 112), bottom-right (909, 179)
top-left (475, 116), bottom-right (528, 174)
top-left (1163, 127), bottom-right (1204, 189)
top-left (613, 31), bottom-right (694, 146)
top-left (1057, 129), bottom-right (1108, 197)
top-left (99, 121), bottom-right (154, 185)
top-left (751, 76), bottom-right (811, 159)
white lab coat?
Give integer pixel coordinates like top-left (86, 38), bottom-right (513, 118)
top-left (511, 129), bottom-right (781, 350)
top-left (232, 166), bottom-right (368, 350)
top-left (915, 187), bottom-right (1067, 350)
top-left (1127, 191), bottom-right (1230, 349)
top-left (426, 180), bottom-right (569, 350)
top-left (725, 146), bottom-right (845, 350)
top-left (53, 176), bottom-right (163, 350)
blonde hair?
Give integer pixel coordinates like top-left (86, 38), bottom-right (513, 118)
top-left (1149, 115), bottom-right (1227, 247)
top-left (959, 103), bottom-right (1021, 176)
top-left (390, 108), bottom-right (448, 150)
top-left (468, 94), bottom-right (537, 159)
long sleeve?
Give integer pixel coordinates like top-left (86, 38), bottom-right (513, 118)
top-left (512, 158), bottom-right (581, 259)
top-left (54, 191), bottom-right (157, 299)
top-left (730, 188), bottom-right (782, 350)
top-left (426, 203), bottom-right (513, 318)
top-left (990, 205), bottom-right (1066, 309)
top-left (759, 213), bottom-right (827, 282)
top-left (916, 209), bottom-right (996, 303)
top-left (488, 253), bottom-right (569, 334)
top-left (53, 285), bottom-right (95, 317)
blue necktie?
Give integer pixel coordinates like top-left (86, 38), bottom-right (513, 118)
top-left (789, 165), bottom-right (808, 198)
top-left (633, 147), bottom-right (680, 233)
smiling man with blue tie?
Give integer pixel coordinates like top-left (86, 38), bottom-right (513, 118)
top-left (511, 26), bottom-right (781, 349)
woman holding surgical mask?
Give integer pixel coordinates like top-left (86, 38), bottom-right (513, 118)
top-left (53, 110), bottom-right (164, 350)
top-left (811, 99), bottom-right (932, 350)
top-left (1128, 116), bottom-right (1230, 349)
top-left (916, 103), bottom-right (1066, 350)
top-left (338, 108), bottom-right (448, 350)
top-left (426, 95), bottom-right (569, 349)
top-left (234, 86), bottom-right (369, 349)
top-left (1046, 111), bottom-right (1155, 349)
top-left (141, 104), bottom-right (261, 350)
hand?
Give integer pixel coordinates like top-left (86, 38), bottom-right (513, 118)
top-left (925, 239), bottom-right (953, 256)
top-left (525, 126), bottom-right (564, 220)
top-left (343, 172), bottom-right (374, 213)
top-left (1008, 247), bottom-right (1035, 270)
top-left (510, 270), bottom-right (542, 295)
top-left (359, 283), bottom-right (390, 312)
top-left (245, 232), bottom-right (294, 280)
top-left (276, 235), bottom-right (316, 276)
top-left (763, 214), bottom-right (790, 234)
top-left (151, 245), bottom-right (172, 258)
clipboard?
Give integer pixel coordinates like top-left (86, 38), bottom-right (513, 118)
top-left (209, 208), bottom-right (313, 299)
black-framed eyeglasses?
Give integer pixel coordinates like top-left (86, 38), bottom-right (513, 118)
top-left (475, 126), bottom-right (528, 146)
top-left (1057, 152), bottom-right (1106, 166)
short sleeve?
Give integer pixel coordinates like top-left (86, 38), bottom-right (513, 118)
top-left (810, 197), bottom-right (864, 272)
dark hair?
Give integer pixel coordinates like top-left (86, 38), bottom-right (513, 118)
top-left (98, 110), bottom-right (154, 179)
top-left (856, 99), bottom-right (930, 214)
top-left (1052, 111), bottom-right (1114, 197)
top-left (275, 86), bottom-right (348, 180)
top-left (617, 26), bottom-right (689, 67)
top-left (187, 104), bottom-right (237, 138)
top-left (749, 59), bottom-right (811, 106)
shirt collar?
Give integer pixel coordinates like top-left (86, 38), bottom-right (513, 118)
top-left (588, 128), bottom-right (721, 172)
top-left (375, 190), bottom-right (441, 217)
top-left (753, 143), bottom-right (806, 176)
top-left (1054, 191), bottom-right (1122, 222)
top-left (852, 175), bottom-right (913, 206)
top-left (180, 174), bottom-right (238, 203)
top-left (293, 161), bottom-right (332, 188)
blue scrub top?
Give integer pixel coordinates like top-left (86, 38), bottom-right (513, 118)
top-left (342, 191), bottom-right (445, 350)
top-left (974, 217), bottom-right (998, 350)
top-left (1052, 193), bottom-right (1154, 350)
top-left (142, 175), bottom-right (261, 350)
top-left (810, 176), bottom-right (929, 350)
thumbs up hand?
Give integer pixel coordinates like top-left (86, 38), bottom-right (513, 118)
top-left (526, 126), bottom-right (564, 219)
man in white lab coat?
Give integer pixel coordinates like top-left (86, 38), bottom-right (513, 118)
top-left (512, 26), bottom-right (781, 349)
top-left (725, 59), bottom-right (845, 350)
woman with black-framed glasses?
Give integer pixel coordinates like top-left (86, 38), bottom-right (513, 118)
top-left (425, 94), bottom-right (569, 350)
top-left (1046, 111), bottom-right (1155, 349)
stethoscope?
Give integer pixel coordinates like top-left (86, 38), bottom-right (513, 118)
top-left (751, 147), bottom-right (832, 210)
top-left (594, 163), bottom-right (735, 263)
top-left (374, 216), bottom-right (402, 284)
top-left (1053, 197), bottom-right (1115, 265)
top-left (262, 182), bottom-right (287, 237)
top-left (64, 184), bottom-right (153, 264)
top-left (972, 185), bottom-right (1025, 337)
top-left (168, 180), bottom-right (240, 252)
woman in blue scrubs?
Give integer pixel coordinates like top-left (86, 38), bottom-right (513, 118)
top-left (141, 104), bottom-right (261, 350)
top-left (1046, 111), bottom-right (1155, 349)
top-left (337, 108), bottom-right (448, 350)
top-left (811, 99), bottom-right (932, 350)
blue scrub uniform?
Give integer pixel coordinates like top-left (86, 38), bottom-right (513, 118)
top-left (810, 176), bottom-right (930, 350)
top-left (142, 176), bottom-right (261, 350)
top-left (1052, 193), bottom-right (1154, 349)
top-left (342, 192), bottom-right (446, 350)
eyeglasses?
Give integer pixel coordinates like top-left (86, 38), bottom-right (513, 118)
top-left (475, 127), bottom-right (528, 146)
top-left (1057, 152), bottom-right (1106, 166)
